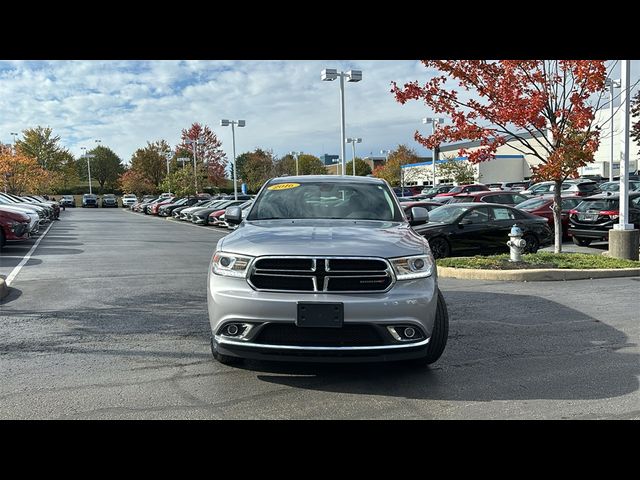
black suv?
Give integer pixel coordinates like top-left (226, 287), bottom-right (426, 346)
top-left (568, 192), bottom-right (640, 246)
top-left (82, 194), bottom-right (98, 208)
top-left (101, 194), bottom-right (118, 208)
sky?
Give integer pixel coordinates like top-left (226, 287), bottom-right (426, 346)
top-left (1, 60), bottom-right (639, 167)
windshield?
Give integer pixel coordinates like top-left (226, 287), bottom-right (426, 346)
top-left (426, 205), bottom-right (470, 223)
top-left (248, 181), bottom-right (403, 221)
top-left (515, 197), bottom-right (549, 210)
top-left (448, 186), bottom-right (463, 194)
top-left (574, 198), bottom-right (618, 212)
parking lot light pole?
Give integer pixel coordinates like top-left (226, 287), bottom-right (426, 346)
top-left (289, 151), bottom-right (302, 176)
top-left (185, 137), bottom-right (205, 194)
top-left (321, 68), bottom-right (362, 176)
top-left (345, 138), bottom-right (362, 176)
top-left (422, 117), bottom-right (444, 187)
top-left (80, 147), bottom-right (95, 195)
top-left (221, 119), bottom-right (245, 200)
top-left (605, 78), bottom-right (621, 181)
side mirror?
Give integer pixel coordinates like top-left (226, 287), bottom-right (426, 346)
top-left (225, 206), bottom-right (243, 225)
top-left (459, 218), bottom-right (472, 226)
top-left (409, 206), bottom-right (429, 226)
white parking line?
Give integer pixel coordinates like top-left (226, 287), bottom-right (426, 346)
top-left (4, 222), bottom-right (54, 287)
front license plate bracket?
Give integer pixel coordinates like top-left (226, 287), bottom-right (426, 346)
top-left (296, 302), bottom-right (344, 328)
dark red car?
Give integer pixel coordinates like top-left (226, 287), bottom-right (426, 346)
top-left (514, 195), bottom-right (582, 238)
top-left (435, 184), bottom-right (490, 198)
top-left (448, 190), bottom-right (530, 206)
top-left (0, 207), bottom-right (31, 248)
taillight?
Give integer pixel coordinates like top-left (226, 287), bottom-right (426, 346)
top-left (600, 210), bottom-right (619, 220)
top-left (568, 209), bottom-right (578, 215)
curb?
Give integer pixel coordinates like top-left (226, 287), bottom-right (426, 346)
top-left (0, 278), bottom-right (8, 300)
top-left (437, 266), bottom-right (640, 282)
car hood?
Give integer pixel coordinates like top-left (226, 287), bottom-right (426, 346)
top-left (219, 219), bottom-right (428, 257)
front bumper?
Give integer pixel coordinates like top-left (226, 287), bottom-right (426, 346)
top-left (207, 270), bottom-right (438, 362)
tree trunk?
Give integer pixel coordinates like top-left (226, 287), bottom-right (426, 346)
top-left (553, 179), bottom-right (563, 254)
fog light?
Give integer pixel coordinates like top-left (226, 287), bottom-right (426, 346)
top-left (404, 327), bottom-right (416, 338)
top-left (226, 324), bottom-right (239, 335)
top-left (386, 325), bottom-right (423, 342)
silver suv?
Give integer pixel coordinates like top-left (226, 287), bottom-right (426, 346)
top-left (207, 176), bottom-right (449, 365)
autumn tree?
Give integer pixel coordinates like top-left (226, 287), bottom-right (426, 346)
top-left (240, 149), bottom-right (276, 192)
top-left (372, 144), bottom-right (420, 186)
top-left (0, 146), bottom-right (49, 195)
top-left (345, 157), bottom-right (372, 176)
top-left (129, 141), bottom-right (169, 188)
top-left (118, 169), bottom-right (156, 198)
top-left (632, 91), bottom-right (640, 157)
top-left (175, 123), bottom-right (227, 187)
top-left (436, 156), bottom-right (476, 184)
top-left (392, 60), bottom-right (609, 253)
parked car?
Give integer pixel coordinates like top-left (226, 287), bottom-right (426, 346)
top-left (121, 194), bottom-right (137, 208)
top-left (191, 200), bottom-right (246, 225)
top-left (0, 193), bottom-right (48, 227)
top-left (82, 194), bottom-right (98, 208)
top-left (209, 201), bottom-right (253, 226)
top-left (521, 180), bottom-right (600, 197)
top-left (208, 175), bottom-right (448, 366)
top-left (399, 201), bottom-right (444, 215)
top-left (393, 187), bottom-right (416, 197)
top-left (515, 195), bottom-right (582, 238)
top-left (421, 184), bottom-right (454, 198)
top-left (434, 183), bottom-right (490, 198)
top-left (486, 181), bottom-right (530, 191)
top-left (567, 192), bottom-right (640, 246)
top-left (598, 180), bottom-right (640, 193)
top-left (448, 190), bottom-right (530, 207)
top-left (101, 194), bottom-right (118, 208)
top-left (0, 207), bottom-right (31, 248)
top-left (59, 195), bottom-right (76, 208)
top-left (413, 203), bottom-right (552, 258)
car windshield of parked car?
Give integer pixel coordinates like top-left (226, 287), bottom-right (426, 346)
top-left (599, 182), bottom-right (618, 192)
top-left (574, 198), bottom-right (618, 212)
top-left (515, 197), bottom-right (549, 210)
top-left (425, 205), bottom-right (470, 223)
top-left (448, 186), bottom-right (463, 194)
top-left (248, 182), bottom-right (403, 221)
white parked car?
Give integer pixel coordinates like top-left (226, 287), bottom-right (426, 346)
top-left (122, 194), bottom-right (138, 208)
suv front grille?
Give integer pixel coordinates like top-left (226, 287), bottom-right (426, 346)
top-left (249, 257), bottom-right (393, 293)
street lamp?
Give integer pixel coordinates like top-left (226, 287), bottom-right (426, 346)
top-left (422, 117), bottom-right (445, 187)
top-left (345, 138), bottom-right (362, 176)
top-left (321, 68), bottom-right (362, 176)
top-left (160, 149), bottom-right (173, 193)
top-left (605, 78), bottom-right (621, 182)
top-left (185, 136), bottom-right (205, 194)
top-left (10, 132), bottom-right (18, 144)
top-left (220, 119), bottom-right (246, 200)
top-left (289, 151), bottom-right (302, 176)
top-left (80, 147), bottom-right (95, 195)
top-left (177, 157), bottom-right (190, 169)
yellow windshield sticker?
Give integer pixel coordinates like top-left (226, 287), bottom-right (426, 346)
top-left (268, 183), bottom-right (300, 191)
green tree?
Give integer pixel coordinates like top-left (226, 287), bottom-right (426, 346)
top-left (15, 126), bottom-right (67, 171)
top-left (297, 154), bottom-right (326, 175)
top-left (241, 149), bottom-right (275, 192)
top-left (274, 154), bottom-right (296, 176)
top-left (129, 141), bottom-right (168, 188)
top-left (51, 151), bottom-right (79, 193)
top-left (372, 144), bottom-right (419, 186)
top-left (435, 156), bottom-right (476, 184)
top-left (232, 152), bottom-right (252, 182)
top-left (345, 157), bottom-right (372, 176)
top-left (160, 164), bottom-right (208, 197)
top-left (81, 145), bottom-right (124, 192)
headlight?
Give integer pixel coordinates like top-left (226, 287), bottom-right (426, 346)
top-left (390, 254), bottom-right (434, 280)
top-left (211, 251), bottom-right (254, 278)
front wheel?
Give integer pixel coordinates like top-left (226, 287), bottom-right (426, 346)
top-left (572, 237), bottom-right (592, 247)
top-left (429, 237), bottom-right (451, 259)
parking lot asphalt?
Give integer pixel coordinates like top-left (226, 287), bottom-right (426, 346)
top-left (1, 208), bottom-right (638, 419)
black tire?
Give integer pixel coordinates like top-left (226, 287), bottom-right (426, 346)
top-left (429, 237), bottom-right (451, 259)
top-left (572, 236), bottom-right (592, 247)
top-left (0, 229), bottom-right (5, 249)
top-left (409, 288), bottom-right (449, 366)
top-left (523, 233), bottom-right (539, 254)
top-left (210, 337), bottom-right (244, 366)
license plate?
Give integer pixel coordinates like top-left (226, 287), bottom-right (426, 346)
top-left (578, 213), bottom-right (598, 222)
top-left (297, 302), bottom-right (344, 328)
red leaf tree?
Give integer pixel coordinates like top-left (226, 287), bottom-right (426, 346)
top-left (392, 60), bottom-right (609, 253)
top-left (175, 122), bottom-right (227, 188)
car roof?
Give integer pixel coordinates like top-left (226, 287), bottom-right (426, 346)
top-left (266, 175), bottom-right (386, 185)
top-left (452, 191), bottom-right (509, 197)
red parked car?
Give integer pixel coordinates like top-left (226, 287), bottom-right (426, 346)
top-left (150, 197), bottom-right (175, 215)
top-left (0, 207), bottom-right (31, 248)
top-left (448, 190), bottom-right (530, 206)
top-left (514, 195), bottom-right (582, 238)
top-left (435, 184), bottom-right (490, 198)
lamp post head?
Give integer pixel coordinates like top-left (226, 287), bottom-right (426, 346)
top-left (220, 119), bottom-right (230, 126)
top-left (321, 68), bottom-right (338, 81)
top-left (346, 70), bottom-right (362, 82)
top-left (237, 120), bottom-right (246, 127)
